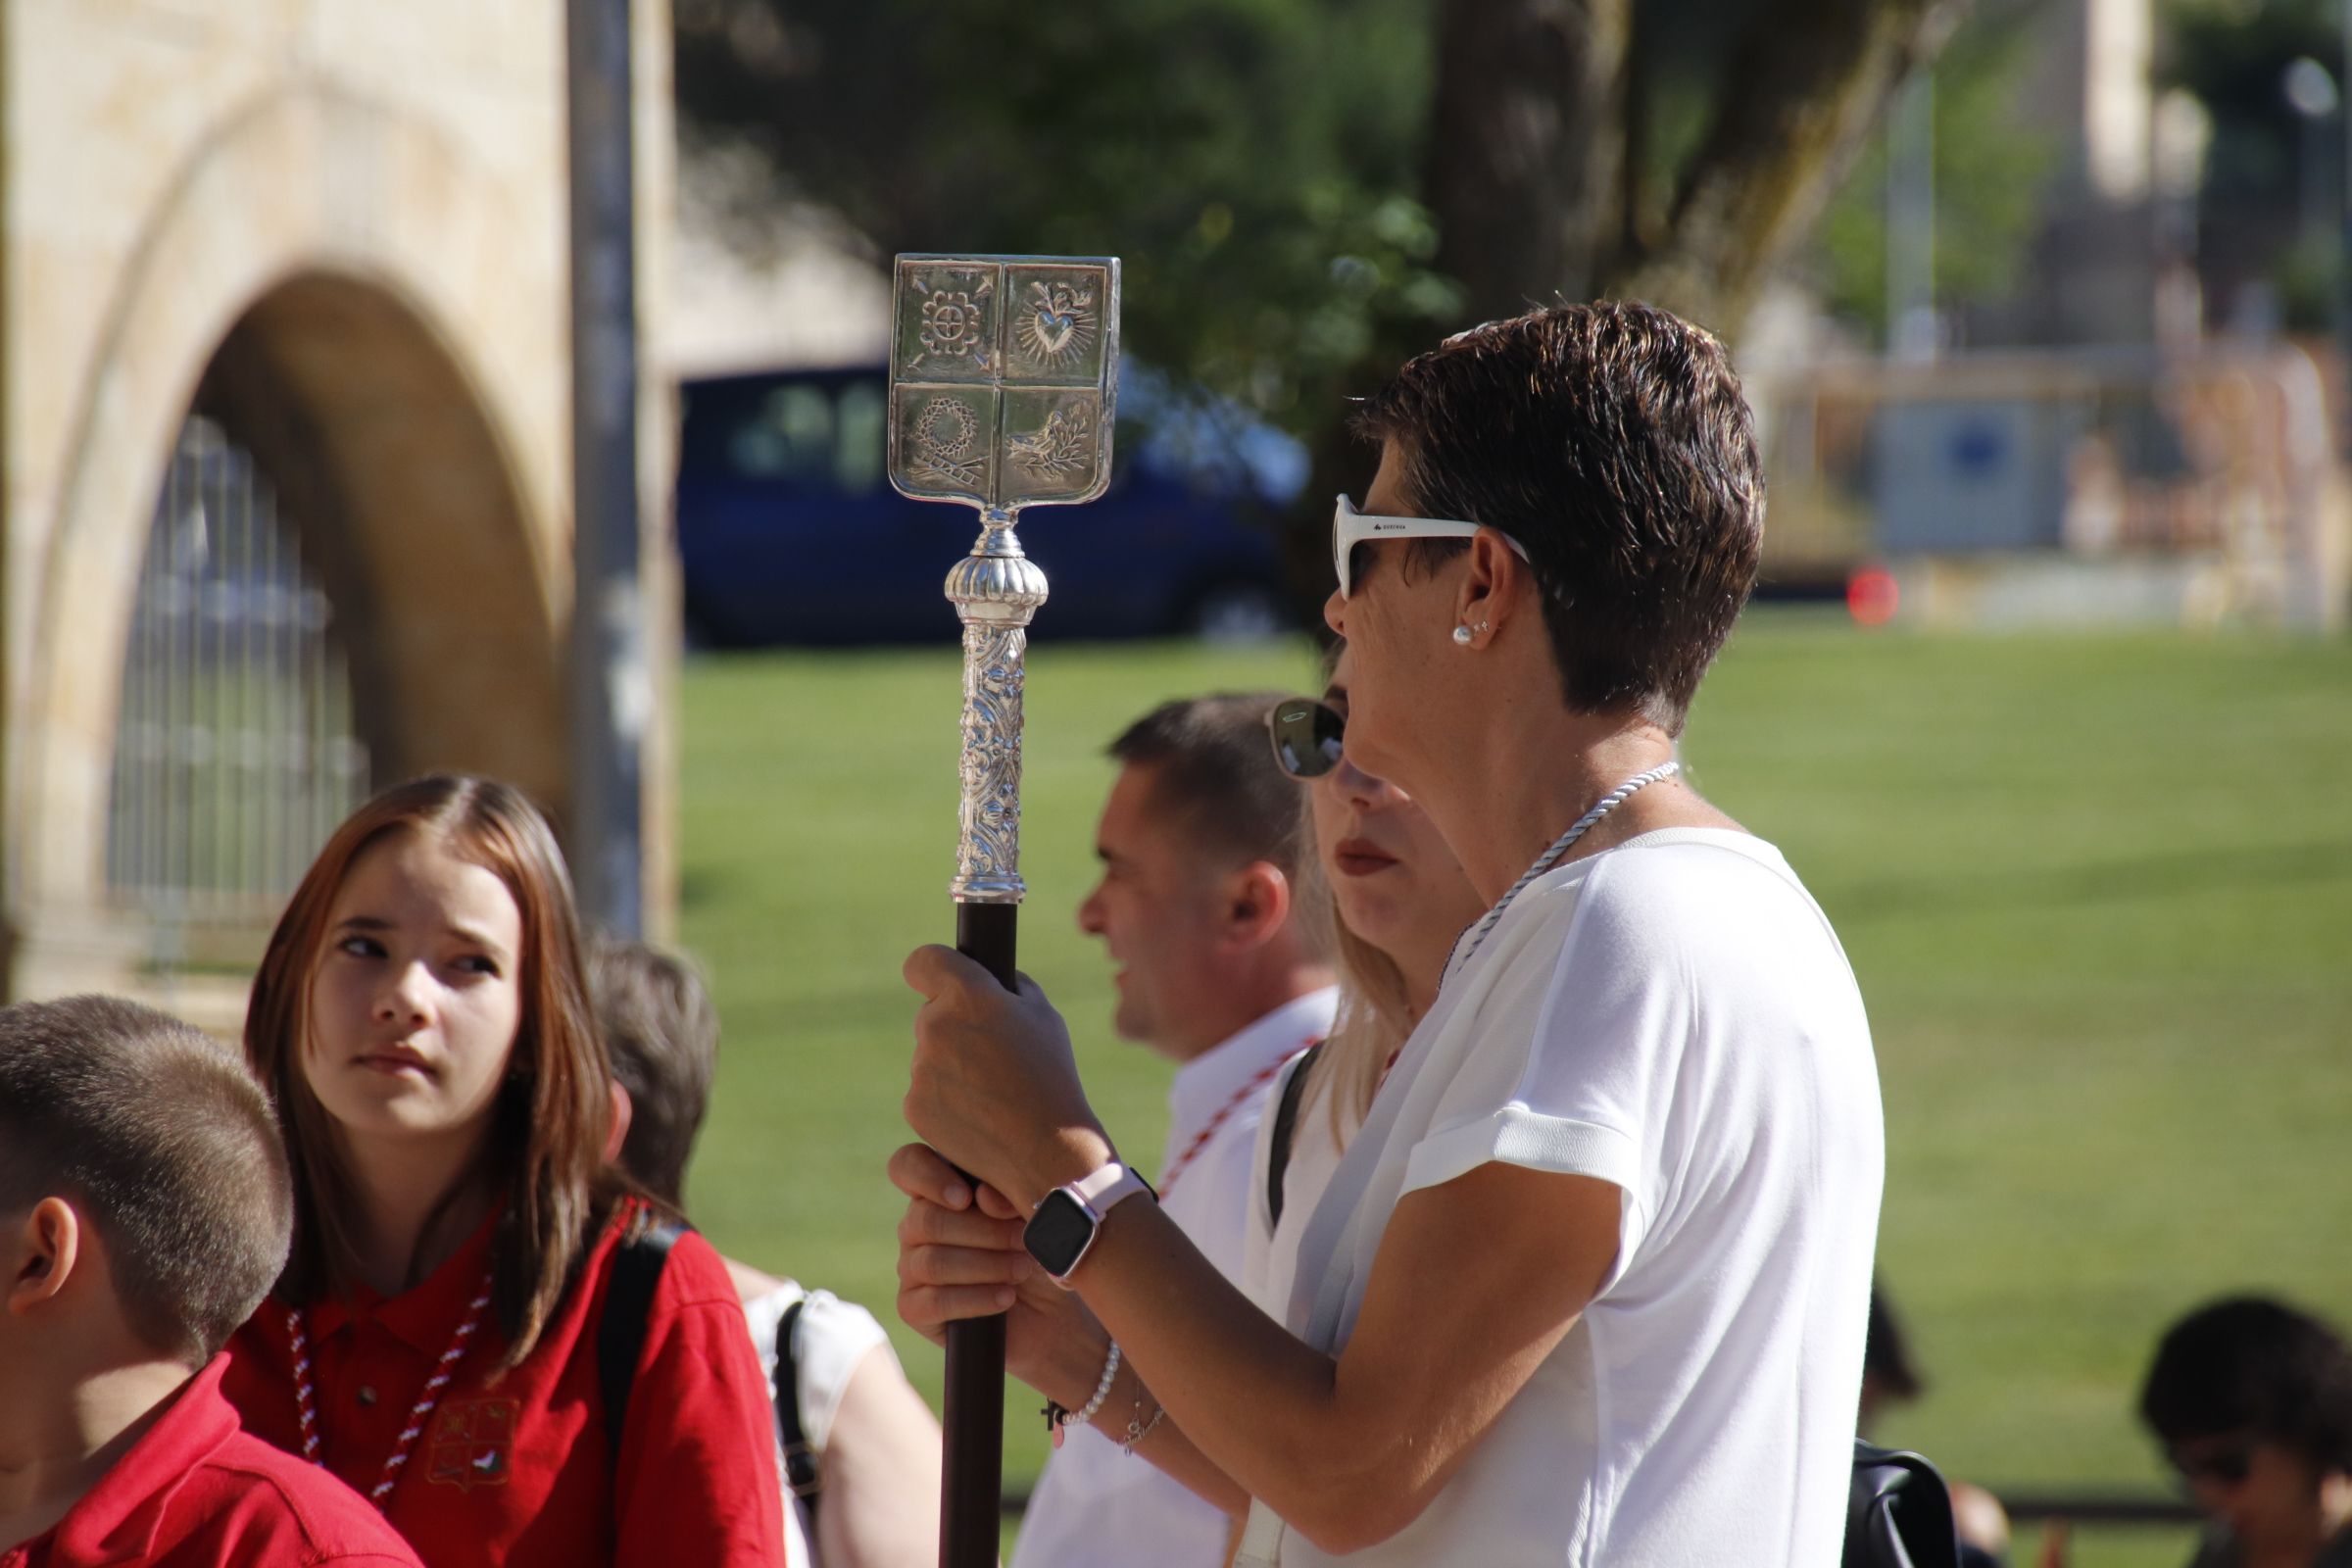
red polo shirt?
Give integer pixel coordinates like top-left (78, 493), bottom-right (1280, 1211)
top-left (220, 1203), bottom-right (784, 1568)
top-left (0, 1355), bottom-right (420, 1567)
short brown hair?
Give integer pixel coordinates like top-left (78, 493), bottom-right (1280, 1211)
top-left (1108, 694), bottom-right (1311, 881)
top-left (1354, 301), bottom-right (1763, 734)
top-left (246, 774), bottom-right (626, 1373)
top-left (591, 937), bottom-right (717, 1208)
top-left (0, 996), bottom-right (292, 1365)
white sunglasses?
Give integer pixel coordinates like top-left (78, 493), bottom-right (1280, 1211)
top-left (1331, 494), bottom-right (1530, 598)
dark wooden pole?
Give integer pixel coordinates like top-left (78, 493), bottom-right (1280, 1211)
top-left (941, 901), bottom-right (1016, 1567)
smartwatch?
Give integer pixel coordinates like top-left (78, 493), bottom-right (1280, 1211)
top-left (1023, 1161), bottom-right (1156, 1285)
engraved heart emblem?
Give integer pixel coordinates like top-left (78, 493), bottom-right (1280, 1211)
top-left (1032, 311), bottom-right (1076, 355)
top-left (1015, 282), bottom-right (1095, 368)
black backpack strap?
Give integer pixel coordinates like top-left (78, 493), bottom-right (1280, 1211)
top-left (599, 1215), bottom-right (689, 1459)
top-left (1265, 1042), bottom-right (1324, 1232)
top-left (775, 1294), bottom-right (821, 1520)
top-left (1845, 1441), bottom-right (1961, 1568)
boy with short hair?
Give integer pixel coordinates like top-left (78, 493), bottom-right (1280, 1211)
top-left (0, 995), bottom-right (421, 1567)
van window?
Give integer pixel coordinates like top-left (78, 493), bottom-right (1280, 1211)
top-left (834, 379), bottom-right (886, 493)
top-left (728, 383), bottom-right (835, 485)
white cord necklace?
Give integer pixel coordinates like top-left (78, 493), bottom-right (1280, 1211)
top-left (1446, 760), bottom-right (1682, 985)
top-left (286, 1274), bottom-right (492, 1509)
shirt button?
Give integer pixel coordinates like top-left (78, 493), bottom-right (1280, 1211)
top-left (358, 1386), bottom-right (378, 1407)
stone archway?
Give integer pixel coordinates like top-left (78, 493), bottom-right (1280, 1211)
top-left (11, 86), bottom-right (569, 998)
top-left (203, 273), bottom-right (564, 794)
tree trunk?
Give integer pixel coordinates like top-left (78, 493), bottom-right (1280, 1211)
top-left (1606, 0), bottom-right (1968, 328)
top-left (1420, 0), bottom-right (1968, 334)
top-left (1424, 0), bottom-right (1634, 319)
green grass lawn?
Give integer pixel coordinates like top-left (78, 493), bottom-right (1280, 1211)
top-left (676, 614), bottom-right (2352, 1568)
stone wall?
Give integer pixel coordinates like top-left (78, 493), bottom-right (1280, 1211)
top-left (0, 0), bottom-right (675, 1008)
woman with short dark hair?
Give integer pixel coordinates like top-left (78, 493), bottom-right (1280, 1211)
top-left (2140, 1297), bottom-right (2352, 1568)
top-left (892, 302), bottom-right (1886, 1566)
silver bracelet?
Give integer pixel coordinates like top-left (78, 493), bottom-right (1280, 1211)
top-left (1066, 1340), bottom-right (1121, 1429)
top-left (1121, 1387), bottom-right (1167, 1455)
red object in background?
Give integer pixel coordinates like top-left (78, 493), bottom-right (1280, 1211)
top-left (1847, 566), bottom-right (1900, 627)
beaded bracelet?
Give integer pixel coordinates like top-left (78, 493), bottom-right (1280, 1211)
top-left (1045, 1340), bottom-right (1122, 1448)
top-left (1069, 1341), bottom-right (1121, 1427)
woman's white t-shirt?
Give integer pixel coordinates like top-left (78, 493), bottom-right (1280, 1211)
top-left (1237, 829), bottom-right (1885, 1568)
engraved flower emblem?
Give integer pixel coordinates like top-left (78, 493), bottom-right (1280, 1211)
top-left (920, 291), bottom-right (988, 361)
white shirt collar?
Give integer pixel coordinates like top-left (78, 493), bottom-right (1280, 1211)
top-left (1167, 986), bottom-right (1339, 1148)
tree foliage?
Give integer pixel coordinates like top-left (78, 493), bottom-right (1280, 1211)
top-left (2162, 0), bottom-right (2339, 203)
top-left (677, 0), bottom-right (1970, 420)
top-left (674, 0), bottom-right (1456, 431)
top-left (1810, 1), bottom-right (2059, 340)
top-left (675, 0), bottom-right (1976, 604)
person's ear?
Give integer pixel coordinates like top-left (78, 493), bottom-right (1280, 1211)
top-left (1222, 861), bottom-right (1294, 950)
top-left (604, 1082), bottom-right (633, 1165)
top-left (1452, 529), bottom-right (1529, 650)
top-left (5, 1198), bottom-right (82, 1317)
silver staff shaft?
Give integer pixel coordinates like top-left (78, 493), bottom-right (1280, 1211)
top-left (946, 508), bottom-right (1049, 904)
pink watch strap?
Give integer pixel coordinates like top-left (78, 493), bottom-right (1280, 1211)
top-left (1066, 1161), bottom-right (1153, 1222)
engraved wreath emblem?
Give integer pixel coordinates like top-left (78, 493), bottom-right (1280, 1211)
top-left (1013, 281), bottom-right (1097, 371)
top-left (911, 397), bottom-right (985, 489)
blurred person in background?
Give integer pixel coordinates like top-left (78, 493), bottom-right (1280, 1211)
top-left (1008, 694), bottom-right (1337, 1568)
top-left (2136, 1297), bottom-right (2352, 1568)
top-left (593, 937), bottom-right (942, 1568)
top-left (1861, 1282), bottom-right (2013, 1568)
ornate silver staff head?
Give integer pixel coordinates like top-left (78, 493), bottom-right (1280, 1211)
top-left (887, 254), bottom-right (1122, 904)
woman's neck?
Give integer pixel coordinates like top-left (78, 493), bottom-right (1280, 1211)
top-left (1427, 718), bottom-right (1688, 905)
top-left (1397, 945), bottom-right (1446, 1022)
top-left (333, 1129), bottom-right (496, 1298)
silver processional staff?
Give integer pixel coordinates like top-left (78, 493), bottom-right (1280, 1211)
top-left (886, 252), bottom-right (1122, 1568)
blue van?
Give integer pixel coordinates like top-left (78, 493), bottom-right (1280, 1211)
top-left (673, 365), bottom-right (1307, 646)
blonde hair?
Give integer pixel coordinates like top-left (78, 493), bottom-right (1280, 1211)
top-left (1291, 793), bottom-right (1417, 1150)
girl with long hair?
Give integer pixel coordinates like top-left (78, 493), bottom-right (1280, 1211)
top-left (221, 774), bottom-right (785, 1567)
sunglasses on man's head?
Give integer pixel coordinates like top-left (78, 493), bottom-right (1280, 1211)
top-left (1266, 697), bottom-right (1346, 780)
top-left (2167, 1436), bottom-right (2257, 1488)
top-left (1331, 494), bottom-right (1532, 598)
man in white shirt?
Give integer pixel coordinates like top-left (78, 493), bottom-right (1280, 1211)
top-left (1011, 694), bottom-right (1338, 1568)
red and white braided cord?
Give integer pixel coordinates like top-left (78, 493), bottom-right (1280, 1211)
top-left (1158, 1038), bottom-right (1319, 1195)
top-left (285, 1304), bottom-right (322, 1463)
top-left (285, 1275), bottom-right (493, 1510)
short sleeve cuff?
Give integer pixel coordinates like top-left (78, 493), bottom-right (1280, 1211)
top-left (1400, 1104), bottom-right (1641, 1198)
top-left (794, 1292), bottom-right (894, 1450)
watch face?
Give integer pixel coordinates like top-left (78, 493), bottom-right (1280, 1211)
top-left (1023, 1190), bottom-right (1096, 1278)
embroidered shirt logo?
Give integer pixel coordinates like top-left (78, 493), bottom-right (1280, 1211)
top-left (426, 1398), bottom-right (518, 1492)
